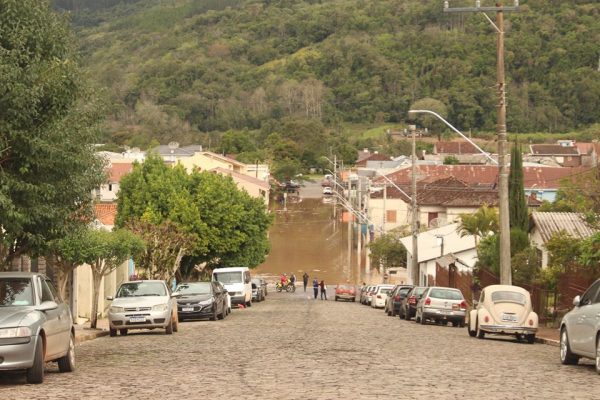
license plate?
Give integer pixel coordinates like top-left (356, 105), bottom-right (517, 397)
top-left (182, 307), bottom-right (194, 312)
top-left (502, 313), bottom-right (517, 322)
top-left (129, 316), bottom-right (146, 323)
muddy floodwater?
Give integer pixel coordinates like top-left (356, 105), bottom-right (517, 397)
top-left (255, 194), bottom-right (358, 285)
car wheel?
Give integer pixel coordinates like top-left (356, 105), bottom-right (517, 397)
top-left (467, 323), bottom-right (476, 337)
top-left (218, 304), bottom-right (225, 320)
top-left (58, 333), bottom-right (75, 373)
top-left (458, 318), bottom-right (465, 328)
top-left (119, 329), bottom-right (128, 336)
top-left (526, 334), bottom-right (535, 344)
top-left (452, 320), bottom-right (459, 327)
top-left (165, 316), bottom-right (174, 334)
top-left (352, 297), bottom-right (355, 302)
top-left (109, 328), bottom-right (117, 337)
top-left (210, 307), bottom-right (217, 321)
top-left (335, 296), bottom-right (338, 301)
top-left (560, 328), bottom-right (579, 365)
top-left (246, 300), bottom-right (252, 307)
top-left (476, 319), bottom-right (485, 339)
top-left (420, 314), bottom-right (427, 325)
top-left (26, 336), bottom-right (44, 384)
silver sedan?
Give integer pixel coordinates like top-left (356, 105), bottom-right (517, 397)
top-left (0, 272), bottom-right (75, 384)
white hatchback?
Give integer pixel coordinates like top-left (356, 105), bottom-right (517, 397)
top-left (371, 285), bottom-right (395, 308)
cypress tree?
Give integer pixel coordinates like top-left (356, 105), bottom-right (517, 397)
top-left (509, 140), bottom-right (529, 231)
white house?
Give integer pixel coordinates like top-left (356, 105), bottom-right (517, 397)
top-left (399, 223), bottom-right (478, 286)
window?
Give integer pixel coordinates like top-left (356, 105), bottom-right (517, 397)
top-left (428, 212), bottom-right (438, 226)
top-left (45, 280), bottom-right (61, 303)
top-left (491, 291), bottom-right (526, 305)
top-left (108, 183), bottom-right (113, 192)
top-left (386, 210), bottom-right (397, 223)
top-left (580, 281), bottom-right (600, 306)
top-left (40, 278), bottom-right (55, 302)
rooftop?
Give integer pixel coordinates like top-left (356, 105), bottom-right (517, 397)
top-left (530, 212), bottom-right (597, 243)
top-left (434, 141), bottom-right (482, 155)
top-left (530, 144), bottom-right (579, 156)
top-left (94, 203), bottom-right (118, 226)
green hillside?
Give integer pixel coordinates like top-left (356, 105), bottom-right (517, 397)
top-left (54, 0), bottom-right (600, 164)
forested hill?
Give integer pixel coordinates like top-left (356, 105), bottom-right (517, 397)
top-left (54, 0), bottom-right (600, 149)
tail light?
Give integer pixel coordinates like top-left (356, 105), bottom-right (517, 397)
top-left (528, 319), bottom-right (534, 326)
top-left (459, 300), bottom-right (467, 310)
top-left (408, 296), bottom-right (416, 305)
top-left (424, 297), bottom-right (431, 306)
top-left (484, 315), bottom-right (490, 323)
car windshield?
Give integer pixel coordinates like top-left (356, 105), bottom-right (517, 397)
top-left (175, 282), bottom-right (211, 295)
top-left (491, 291), bottom-right (526, 305)
top-left (0, 278), bottom-right (33, 306)
top-left (413, 287), bottom-right (426, 296)
top-left (213, 271), bottom-right (242, 284)
top-left (399, 288), bottom-right (412, 295)
top-left (338, 285), bottom-right (353, 290)
top-left (116, 282), bottom-right (167, 297)
top-left (429, 288), bottom-right (463, 300)
top-left (380, 288), bottom-right (393, 295)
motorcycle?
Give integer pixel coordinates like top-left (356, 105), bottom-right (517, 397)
top-left (276, 282), bottom-right (296, 292)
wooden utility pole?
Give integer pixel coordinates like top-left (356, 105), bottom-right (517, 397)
top-left (411, 126), bottom-right (419, 285)
top-left (444, 1), bottom-right (520, 285)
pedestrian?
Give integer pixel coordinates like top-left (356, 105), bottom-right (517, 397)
top-left (290, 273), bottom-right (296, 285)
top-left (319, 280), bottom-right (327, 300)
top-left (303, 272), bottom-right (309, 292)
top-left (312, 278), bottom-right (319, 299)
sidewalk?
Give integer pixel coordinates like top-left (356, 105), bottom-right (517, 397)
top-left (74, 318), bottom-right (109, 344)
top-left (536, 326), bottom-right (559, 347)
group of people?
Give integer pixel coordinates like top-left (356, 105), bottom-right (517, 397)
top-left (280, 272), bottom-right (328, 300)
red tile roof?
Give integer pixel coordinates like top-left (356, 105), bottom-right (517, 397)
top-left (108, 163), bottom-right (134, 183)
top-left (375, 165), bottom-right (584, 190)
top-left (94, 203), bottom-right (117, 226)
top-left (575, 142), bottom-right (594, 155)
top-left (434, 141), bottom-right (481, 155)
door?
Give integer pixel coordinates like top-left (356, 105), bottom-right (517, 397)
top-left (571, 280), bottom-right (600, 355)
top-left (38, 277), bottom-right (66, 359)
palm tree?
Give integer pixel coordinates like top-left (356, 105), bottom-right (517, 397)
top-left (458, 204), bottom-right (499, 246)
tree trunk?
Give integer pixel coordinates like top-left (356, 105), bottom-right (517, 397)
top-left (90, 266), bottom-right (103, 330)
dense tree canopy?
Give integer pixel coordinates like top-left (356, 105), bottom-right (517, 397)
top-left (0, 0), bottom-right (105, 267)
top-left (51, 0), bottom-right (600, 158)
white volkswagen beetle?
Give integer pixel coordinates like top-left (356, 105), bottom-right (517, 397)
top-left (467, 285), bottom-right (538, 343)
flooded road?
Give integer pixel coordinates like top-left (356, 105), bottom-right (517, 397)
top-left (255, 184), bottom-right (358, 285)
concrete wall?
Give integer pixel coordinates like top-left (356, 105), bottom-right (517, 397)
top-left (369, 197), bottom-right (410, 232)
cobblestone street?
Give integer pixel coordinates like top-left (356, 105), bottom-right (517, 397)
top-left (1, 290), bottom-right (596, 399)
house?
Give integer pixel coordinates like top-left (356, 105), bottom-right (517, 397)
top-left (424, 140), bottom-right (492, 165)
top-left (152, 143), bottom-right (203, 164)
top-left (375, 164), bottom-right (583, 203)
top-left (527, 143), bottom-right (581, 167)
top-left (399, 223), bottom-right (478, 286)
top-left (211, 167), bottom-right (270, 206)
top-left (529, 212), bottom-right (598, 269)
top-left (96, 162), bottom-right (134, 202)
top-left (177, 151), bottom-right (270, 182)
top-left (355, 149), bottom-right (391, 168)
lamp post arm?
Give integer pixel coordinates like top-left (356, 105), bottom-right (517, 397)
top-left (408, 109), bottom-right (498, 165)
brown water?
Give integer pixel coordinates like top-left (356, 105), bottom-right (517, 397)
top-left (255, 197), bottom-right (359, 285)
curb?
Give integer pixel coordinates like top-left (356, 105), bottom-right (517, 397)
top-left (535, 336), bottom-right (559, 347)
top-left (75, 330), bottom-right (109, 345)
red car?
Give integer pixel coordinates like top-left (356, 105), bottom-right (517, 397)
top-left (335, 284), bottom-right (356, 302)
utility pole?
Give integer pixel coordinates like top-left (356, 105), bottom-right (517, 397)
top-left (365, 180), bottom-right (371, 276)
top-left (357, 178), bottom-right (362, 280)
top-left (444, 0), bottom-right (520, 285)
top-left (411, 125), bottom-right (419, 285)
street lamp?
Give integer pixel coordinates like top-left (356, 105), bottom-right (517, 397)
top-left (442, 1), bottom-right (520, 286)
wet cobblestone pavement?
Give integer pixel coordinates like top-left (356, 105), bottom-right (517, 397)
top-left (0, 290), bottom-right (596, 399)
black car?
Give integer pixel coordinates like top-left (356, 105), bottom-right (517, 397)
top-left (399, 286), bottom-right (427, 320)
top-left (385, 285), bottom-right (414, 317)
top-left (175, 281), bottom-right (228, 322)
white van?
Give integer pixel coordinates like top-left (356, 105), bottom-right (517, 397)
top-left (212, 267), bottom-right (252, 307)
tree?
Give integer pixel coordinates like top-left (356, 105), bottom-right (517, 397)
top-left (541, 231), bottom-right (582, 290)
top-left (509, 140), bottom-right (528, 232)
top-left (0, 0), bottom-right (105, 267)
top-left (79, 228), bottom-right (144, 329)
top-left (443, 155), bottom-right (460, 165)
top-left (127, 218), bottom-right (194, 281)
top-left (458, 205), bottom-right (498, 246)
top-left (408, 98), bottom-right (448, 141)
top-left (368, 232), bottom-right (407, 272)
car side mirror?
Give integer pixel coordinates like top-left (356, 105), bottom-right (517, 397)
top-left (36, 301), bottom-right (58, 312)
top-left (171, 292), bottom-right (182, 298)
top-left (573, 295), bottom-right (581, 307)
top-left (106, 296), bottom-right (114, 301)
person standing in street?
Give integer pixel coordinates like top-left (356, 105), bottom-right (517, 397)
top-left (303, 272), bottom-right (309, 292)
top-left (290, 273), bottom-right (296, 286)
top-left (312, 278), bottom-right (319, 299)
top-left (319, 280), bottom-right (327, 300)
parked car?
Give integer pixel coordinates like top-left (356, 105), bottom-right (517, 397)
top-left (335, 284), bottom-right (356, 301)
top-left (361, 285), bottom-right (376, 305)
top-left (251, 278), bottom-right (267, 302)
top-left (415, 286), bottom-right (467, 327)
top-left (400, 286), bottom-right (427, 320)
top-left (385, 285), bottom-right (414, 317)
top-left (371, 285), bottom-right (395, 308)
top-left (107, 280), bottom-right (180, 336)
top-left (559, 278), bottom-right (600, 374)
top-left (212, 267), bottom-right (252, 307)
top-left (175, 281), bottom-right (228, 321)
top-left (0, 272), bottom-right (75, 384)
top-left (467, 285), bottom-right (538, 343)
top-left (323, 187), bottom-right (333, 195)
top-left (359, 286), bottom-right (370, 304)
